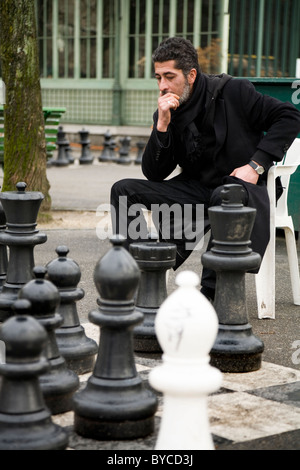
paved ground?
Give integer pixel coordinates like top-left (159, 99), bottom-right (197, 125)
top-left (0, 149), bottom-right (300, 452)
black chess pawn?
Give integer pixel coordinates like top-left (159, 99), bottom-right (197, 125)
top-left (0, 201), bottom-right (7, 291)
top-left (46, 246), bottom-right (98, 375)
top-left (117, 136), bottom-right (131, 164)
top-left (0, 299), bottom-right (69, 450)
top-left (18, 266), bottom-right (79, 414)
top-left (53, 125), bottom-right (69, 166)
top-left (0, 182), bottom-right (47, 321)
top-left (78, 128), bottom-right (94, 164)
top-left (202, 184), bottom-right (264, 372)
top-left (73, 235), bottom-right (158, 440)
top-left (130, 241), bottom-right (177, 353)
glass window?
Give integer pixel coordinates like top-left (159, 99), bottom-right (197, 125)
top-left (128, 0), bottom-right (221, 79)
top-left (36, 0), bottom-right (115, 79)
top-left (228, 0), bottom-right (300, 77)
top-left (58, 0), bottom-right (75, 78)
top-left (129, 0), bottom-right (146, 78)
top-left (80, 0), bottom-right (97, 78)
top-left (36, 0), bottom-right (53, 78)
top-left (102, 1), bottom-right (115, 78)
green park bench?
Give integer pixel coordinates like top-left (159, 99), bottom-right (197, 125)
top-left (0, 106), bottom-right (66, 166)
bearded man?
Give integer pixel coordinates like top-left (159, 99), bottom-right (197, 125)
top-left (110, 37), bottom-right (300, 301)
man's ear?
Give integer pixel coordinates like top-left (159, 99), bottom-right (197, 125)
top-left (188, 68), bottom-right (197, 85)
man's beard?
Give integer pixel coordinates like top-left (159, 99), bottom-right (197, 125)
top-left (179, 79), bottom-right (192, 105)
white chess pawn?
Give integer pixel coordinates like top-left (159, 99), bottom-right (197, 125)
top-left (149, 270), bottom-right (222, 450)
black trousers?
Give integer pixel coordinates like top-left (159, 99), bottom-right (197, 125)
top-left (110, 172), bottom-right (267, 291)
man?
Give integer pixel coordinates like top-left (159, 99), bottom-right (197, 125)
top-left (111, 37), bottom-right (300, 301)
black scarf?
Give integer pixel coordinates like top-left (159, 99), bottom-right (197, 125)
top-left (171, 72), bottom-right (232, 163)
top-left (171, 73), bottom-right (207, 131)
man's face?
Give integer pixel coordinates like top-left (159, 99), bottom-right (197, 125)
top-left (154, 60), bottom-right (196, 105)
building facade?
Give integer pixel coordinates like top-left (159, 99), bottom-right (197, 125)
top-left (36, 0), bottom-right (300, 126)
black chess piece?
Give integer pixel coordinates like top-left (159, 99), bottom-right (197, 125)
top-left (18, 266), bottom-right (80, 414)
top-left (117, 136), bottom-right (131, 164)
top-left (0, 182), bottom-right (47, 321)
top-left (109, 138), bottom-right (118, 161)
top-left (134, 140), bottom-right (145, 164)
top-left (130, 241), bottom-right (177, 353)
top-left (53, 125), bottom-right (69, 166)
top-left (99, 130), bottom-right (113, 162)
top-left (0, 201), bottom-right (7, 291)
top-left (73, 235), bottom-right (158, 440)
top-left (201, 184), bottom-right (264, 372)
top-left (0, 299), bottom-right (69, 450)
top-left (46, 246), bottom-right (98, 375)
top-left (65, 144), bottom-right (75, 164)
top-left (78, 128), bottom-right (94, 164)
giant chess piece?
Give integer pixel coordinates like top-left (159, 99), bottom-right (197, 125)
top-left (53, 125), bottom-right (69, 166)
top-left (109, 138), bottom-right (118, 161)
top-left (73, 235), bottom-right (158, 440)
top-left (129, 241), bottom-right (177, 353)
top-left (0, 201), bottom-right (8, 290)
top-left (0, 182), bottom-right (47, 321)
top-left (149, 271), bottom-right (222, 450)
top-left (117, 136), bottom-right (131, 164)
top-left (0, 299), bottom-right (69, 450)
top-left (78, 128), bottom-right (94, 164)
top-left (202, 184), bottom-right (264, 372)
top-left (46, 246), bottom-right (98, 374)
top-left (18, 266), bottom-right (79, 414)
top-left (134, 140), bottom-right (145, 164)
top-left (99, 130), bottom-right (114, 162)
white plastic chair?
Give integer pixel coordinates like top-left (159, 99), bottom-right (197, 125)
top-left (255, 138), bottom-right (300, 319)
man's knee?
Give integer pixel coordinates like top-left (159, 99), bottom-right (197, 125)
top-left (111, 178), bottom-right (134, 198)
top-left (210, 183), bottom-right (248, 207)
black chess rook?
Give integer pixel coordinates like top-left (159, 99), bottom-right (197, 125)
top-left (129, 241), bottom-right (177, 353)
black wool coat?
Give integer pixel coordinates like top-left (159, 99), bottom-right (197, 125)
top-left (141, 73), bottom-right (300, 261)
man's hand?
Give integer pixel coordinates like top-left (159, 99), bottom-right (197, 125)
top-left (157, 92), bottom-right (180, 132)
top-left (230, 163), bottom-right (259, 184)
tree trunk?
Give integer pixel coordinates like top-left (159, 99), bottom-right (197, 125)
top-left (0, 0), bottom-right (51, 214)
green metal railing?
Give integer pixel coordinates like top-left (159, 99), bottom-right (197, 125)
top-left (228, 0), bottom-right (300, 78)
top-left (0, 106), bottom-right (66, 165)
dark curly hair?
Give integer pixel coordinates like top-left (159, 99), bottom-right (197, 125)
top-left (152, 37), bottom-right (200, 75)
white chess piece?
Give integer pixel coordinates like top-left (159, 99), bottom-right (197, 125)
top-left (149, 270), bottom-right (222, 450)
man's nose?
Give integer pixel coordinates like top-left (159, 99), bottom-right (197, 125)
top-left (159, 77), bottom-right (168, 92)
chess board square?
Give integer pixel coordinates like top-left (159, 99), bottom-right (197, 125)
top-left (221, 361), bottom-right (300, 392)
top-left (208, 391), bottom-right (300, 442)
top-left (248, 381), bottom-right (300, 408)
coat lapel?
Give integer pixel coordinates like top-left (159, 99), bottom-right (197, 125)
top-left (214, 98), bottom-right (227, 157)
